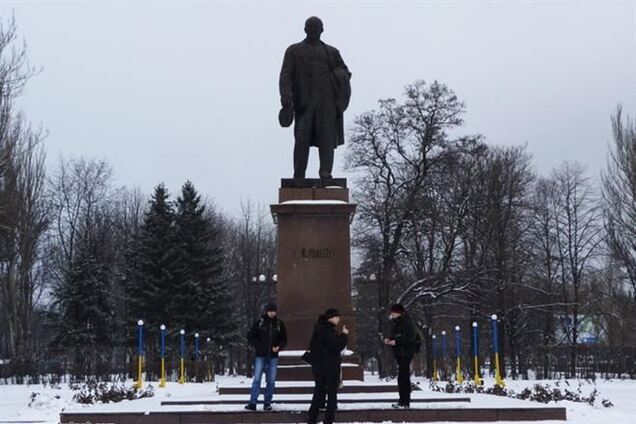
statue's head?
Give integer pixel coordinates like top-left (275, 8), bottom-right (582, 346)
top-left (304, 16), bottom-right (323, 41)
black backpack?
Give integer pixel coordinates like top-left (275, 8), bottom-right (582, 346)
top-left (402, 313), bottom-right (424, 354)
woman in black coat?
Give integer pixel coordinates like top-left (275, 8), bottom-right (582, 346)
top-left (307, 308), bottom-right (348, 424)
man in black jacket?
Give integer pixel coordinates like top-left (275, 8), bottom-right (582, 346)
top-left (384, 303), bottom-right (416, 408)
top-left (307, 308), bottom-right (348, 424)
top-left (245, 302), bottom-right (287, 411)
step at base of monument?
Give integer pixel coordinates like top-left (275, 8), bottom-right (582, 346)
top-left (60, 407), bottom-right (566, 423)
top-left (161, 396), bottom-right (471, 405)
top-left (219, 383), bottom-right (412, 395)
top-left (277, 364), bottom-right (364, 381)
top-left (278, 353), bottom-right (361, 366)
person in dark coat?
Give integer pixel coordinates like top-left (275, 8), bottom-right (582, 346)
top-left (307, 308), bottom-right (348, 424)
top-left (245, 302), bottom-right (288, 411)
top-left (279, 16), bottom-right (352, 179)
top-left (383, 303), bottom-right (416, 408)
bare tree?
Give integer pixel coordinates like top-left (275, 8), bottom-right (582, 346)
top-left (393, 143), bottom-right (488, 375)
top-left (0, 15), bottom-right (48, 375)
top-left (526, 177), bottom-right (563, 377)
top-left (0, 115), bottom-right (47, 372)
top-left (346, 80), bottom-right (480, 376)
top-left (223, 201), bottom-right (276, 375)
top-left (46, 157), bottom-right (115, 281)
top-left (0, 17), bottom-right (37, 118)
top-left (45, 157), bottom-right (121, 376)
top-left (602, 105), bottom-right (636, 301)
top-left (552, 162), bottom-right (603, 377)
top-left (480, 146), bottom-right (535, 377)
top-left (108, 186), bottom-right (146, 364)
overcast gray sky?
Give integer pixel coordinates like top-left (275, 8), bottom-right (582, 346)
top-left (3, 0), bottom-right (635, 215)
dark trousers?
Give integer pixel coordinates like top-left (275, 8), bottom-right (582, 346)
top-left (307, 371), bottom-right (338, 424)
top-left (397, 356), bottom-right (413, 406)
top-left (293, 101), bottom-right (337, 179)
top-left (293, 141), bottom-right (334, 179)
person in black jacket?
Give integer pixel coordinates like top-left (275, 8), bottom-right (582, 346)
top-left (307, 308), bottom-right (348, 424)
top-left (245, 302), bottom-right (288, 411)
top-left (383, 303), bottom-right (416, 408)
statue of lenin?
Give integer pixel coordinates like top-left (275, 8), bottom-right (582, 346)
top-left (278, 17), bottom-right (352, 179)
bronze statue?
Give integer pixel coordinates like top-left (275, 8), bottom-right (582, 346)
top-left (279, 17), bottom-right (351, 179)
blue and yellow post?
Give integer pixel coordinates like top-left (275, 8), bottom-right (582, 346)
top-left (194, 333), bottom-right (200, 360)
top-left (491, 314), bottom-right (505, 387)
top-left (441, 330), bottom-right (447, 380)
top-left (159, 324), bottom-right (166, 388)
top-left (205, 336), bottom-right (212, 382)
top-left (472, 321), bottom-right (483, 385)
top-left (194, 333), bottom-right (200, 382)
top-left (455, 325), bottom-right (464, 384)
top-left (179, 329), bottom-right (186, 384)
top-left (135, 319), bottom-right (144, 390)
top-left (432, 334), bottom-right (438, 381)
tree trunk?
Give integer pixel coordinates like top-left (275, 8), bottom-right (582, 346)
top-left (377, 263), bottom-right (394, 377)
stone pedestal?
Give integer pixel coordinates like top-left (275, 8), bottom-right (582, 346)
top-left (271, 178), bottom-right (363, 380)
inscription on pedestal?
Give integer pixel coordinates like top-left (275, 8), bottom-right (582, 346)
top-left (298, 248), bottom-right (335, 259)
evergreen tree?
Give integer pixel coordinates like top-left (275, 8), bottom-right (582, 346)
top-left (52, 241), bottom-right (113, 376)
top-left (174, 181), bottom-right (235, 343)
top-left (126, 184), bottom-right (181, 343)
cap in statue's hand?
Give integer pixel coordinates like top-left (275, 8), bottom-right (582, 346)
top-left (278, 107), bottom-right (294, 128)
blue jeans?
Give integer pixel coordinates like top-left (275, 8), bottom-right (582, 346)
top-left (249, 356), bottom-right (278, 405)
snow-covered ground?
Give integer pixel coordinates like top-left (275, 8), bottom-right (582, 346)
top-left (477, 377), bottom-right (636, 424)
top-left (0, 374), bottom-right (634, 423)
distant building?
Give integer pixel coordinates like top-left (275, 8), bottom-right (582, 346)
top-left (556, 315), bottom-right (603, 345)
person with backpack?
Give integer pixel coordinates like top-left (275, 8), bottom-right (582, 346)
top-left (307, 308), bottom-right (349, 424)
top-left (383, 303), bottom-right (420, 409)
top-left (245, 302), bottom-right (288, 411)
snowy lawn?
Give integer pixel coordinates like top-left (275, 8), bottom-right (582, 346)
top-left (0, 374), bottom-right (634, 423)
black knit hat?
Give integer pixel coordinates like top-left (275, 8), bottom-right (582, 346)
top-left (323, 308), bottom-right (340, 320)
top-left (390, 303), bottom-right (405, 314)
top-left (265, 302), bottom-right (278, 312)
